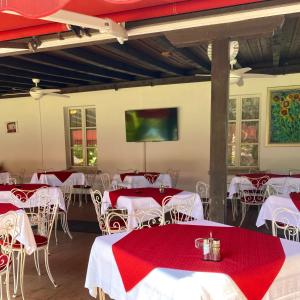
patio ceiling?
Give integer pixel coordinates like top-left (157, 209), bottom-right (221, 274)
top-left (0, 0), bottom-right (299, 97)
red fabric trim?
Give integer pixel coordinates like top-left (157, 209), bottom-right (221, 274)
top-left (109, 187), bottom-right (182, 207)
top-left (34, 234), bottom-right (48, 247)
top-left (37, 171), bottom-right (74, 182)
top-left (112, 224), bottom-right (285, 299)
top-left (0, 204), bottom-right (20, 214)
top-left (290, 192), bottom-right (300, 211)
top-left (0, 0), bottom-right (71, 19)
top-left (120, 172), bottom-right (160, 183)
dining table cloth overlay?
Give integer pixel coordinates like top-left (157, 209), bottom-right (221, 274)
top-left (0, 203), bottom-right (36, 254)
top-left (102, 188), bottom-right (203, 228)
top-left (85, 220), bottom-right (300, 300)
top-left (256, 194), bottom-right (300, 227)
top-left (112, 224), bottom-right (284, 300)
top-left (30, 170), bottom-right (85, 187)
top-left (228, 173), bottom-right (300, 198)
top-left (0, 184), bottom-right (66, 211)
top-left (289, 192), bottom-right (300, 210)
top-left (108, 188), bottom-right (182, 208)
top-left (0, 171), bottom-right (10, 184)
top-left (112, 172), bottom-right (172, 189)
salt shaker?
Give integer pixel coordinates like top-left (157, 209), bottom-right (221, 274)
top-left (159, 184), bottom-right (165, 193)
top-left (211, 239), bottom-right (221, 261)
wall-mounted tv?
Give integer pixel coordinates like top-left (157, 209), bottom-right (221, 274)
top-left (125, 107), bottom-right (178, 142)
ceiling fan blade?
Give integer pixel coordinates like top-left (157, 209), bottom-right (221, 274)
top-left (45, 93), bottom-right (70, 98)
top-left (231, 67), bottom-right (252, 75)
top-left (243, 73), bottom-right (276, 78)
top-left (194, 74), bottom-right (211, 77)
top-left (40, 89), bottom-right (62, 94)
top-left (1, 92), bottom-right (29, 96)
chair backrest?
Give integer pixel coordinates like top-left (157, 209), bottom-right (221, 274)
top-left (195, 181), bottom-right (209, 203)
top-left (99, 173), bottom-right (111, 191)
top-left (266, 183), bottom-right (285, 197)
top-left (162, 194), bottom-right (196, 224)
top-left (272, 208), bottom-right (300, 241)
top-left (0, 212), bottom-right (19, 273)
top-left (134, 206), bottom-right (164, 229)
top-left (105, 210), bottom-right (129, 234)
top-left (90, 189), bottom-right (107, 232)
top-left (60, 185), bottom-right (73, 212)
top-left (167, 168), bottom-right (179, 187)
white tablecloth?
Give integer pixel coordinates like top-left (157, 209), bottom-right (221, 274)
top-left (228, 176), bottom-right (300, 199)
top-left (0, 186), bottom-right (66, 211)
top-left (85, 220), bottom-right (300, 299)
top-left (256, 195), bottom-right (299, 227)
top-left (30, 172), bottom-right (85, 187)
top-left (102, 190), bottom-right (203, 228)
top-left (112, 173), bottom-right (172, 189)
top-left (8, 209), bottom-right (36, 255)
top-left (0, 172), bottom-right (10, 184)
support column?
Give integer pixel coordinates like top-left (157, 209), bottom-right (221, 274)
top-left (209, 39), bottom-right (230, 223)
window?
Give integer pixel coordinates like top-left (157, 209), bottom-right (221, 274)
top-left (228, 96), bottom-right (259, 168)
top-left (66, 107), bottom-right (97, 167)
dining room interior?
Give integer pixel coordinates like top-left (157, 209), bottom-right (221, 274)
top-left (0, 0), bottom-right (300, 299)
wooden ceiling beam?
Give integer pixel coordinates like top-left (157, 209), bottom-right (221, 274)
top-left (61, 48), bottom-right (160, 78)
top-left (0, 76), bottom-right (54, 88)
top-left (104, 43), bottom-right (188, 76)
top-left (165, 16), bottom-right (285, 47)
top-left (0, 66), bottom-right (87, 86)
top-left (272, 28), bottom-right (282, 67)
top-left (156, 36), bottom-right (210, 72)
top-left (18, 53), bottom-right (134, 81)
top-left (0, 57), bottom-right (110, 84)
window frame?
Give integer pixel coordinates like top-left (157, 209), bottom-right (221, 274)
top-left (227, 94), bottom-right (261, 170)
top-left (64, 106), bottom-right (97, 169)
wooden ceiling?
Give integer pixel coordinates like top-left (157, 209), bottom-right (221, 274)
top-left (0, 13), bottom-right (300, 98)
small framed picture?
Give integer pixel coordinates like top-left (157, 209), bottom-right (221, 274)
top-left (6, 121), bottom-right (17, 133)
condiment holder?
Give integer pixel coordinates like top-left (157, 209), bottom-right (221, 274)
top-left (195, 232), bottom-right (221, 262)
top-left (159, 184), bottom-right (165, 194)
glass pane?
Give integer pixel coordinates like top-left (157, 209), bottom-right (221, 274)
top-left (227, 144), bottom-right (236, 166)
top-left (71, 146), bottom-right (84, 166)
top-left (86, 129), bottom-right (97, 147)
top-left (87, 148), bottom-right (97, 166)
top-left (242, 97), bottom-right (259, 119)
top-left (228, 98), bottom-right (236, 120)
top-left (70, 129), bottom-right (82, 146)
top-left (241, 121), bottom-right (259, 143)
top-left (86, 108), bottom-right (96, 127)
top-left (69, 109), bottom-right (82, 127)
top-left (240, 144), bottom-right (258, 166)
top-left (228, 122), bottom-right (236, 144)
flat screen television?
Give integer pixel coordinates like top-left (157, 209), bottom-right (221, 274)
top-left (125, 107), bottom-right (178, 142)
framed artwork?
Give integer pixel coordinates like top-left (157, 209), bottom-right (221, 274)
top-left (6, 121), bottom-right (18, 133)
top-left (267, 86), bottom-right (300, 146)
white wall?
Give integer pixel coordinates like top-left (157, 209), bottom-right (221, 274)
top-left (0, 73), bottom-right (300, 190)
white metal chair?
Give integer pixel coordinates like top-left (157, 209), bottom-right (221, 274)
top-left (266, 183), bottom-right (285, 197)
top-left (54, 185), bottom-right (73, 244)
top-left (272, 208), bottom-right (300, 241)
top-left (162, 194), bottom-right (196, 224)
top-left (238, 175), bottom-right (269, 226)
top-left (99, 173), bottom-right (113, 192)
top-left (90, 189), bottom-right (128, 234)
top-left (0, 212), bottom-right (19, 300)
top-left (167, 168), bottom-right (179, 187)
top-left (195, 181), bottom-right (210, 219)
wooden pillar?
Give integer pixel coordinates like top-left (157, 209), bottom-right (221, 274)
top-left (209, 39), bottom-right (230, 223)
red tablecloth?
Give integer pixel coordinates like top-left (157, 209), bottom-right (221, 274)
top-left (290, 174), bottom-right (300, 178)
top-left (109, 188), bottom-right (182, 208)
top-left (112, 225), bottom-right (285, 300)
top-left (120, 172), bottom-right (160, 184)
top-left (0, 184), bottom-right (48, 202)
top-left (0, 203), bottom-right (20, 214)
top-left (37, 171), bottom-right (74, 182)
top-left (290, 192), bottom-right (300, 210)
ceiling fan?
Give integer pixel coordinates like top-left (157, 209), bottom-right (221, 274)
top-left (29, 78), bottom-right (69, 100)
top-left (195, 41), bottom-right (275, 86)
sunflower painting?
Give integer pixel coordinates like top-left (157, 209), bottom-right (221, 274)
top-left (267, 87), bottom-right (300, 145)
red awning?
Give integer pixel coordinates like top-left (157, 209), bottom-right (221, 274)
top-left (0, 0), bottom-right (265, 42)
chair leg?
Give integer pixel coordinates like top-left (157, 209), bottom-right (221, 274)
top-left (98, 288), bottom-right (105, 300)
top-left (44, 248), bottom-right (57, 288)
top-left (61, 213), bottom-right (73, 240)
top-left (239, 203), bottom-right (247, 226)
top-left (19, 252), bottom-right (25, 300)
top-left (34, 251), bottom-right (41, 276)
top-left (54, 215), bottom-right (58, 245)
top-left (5, 268), bottom-right (10, 300)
